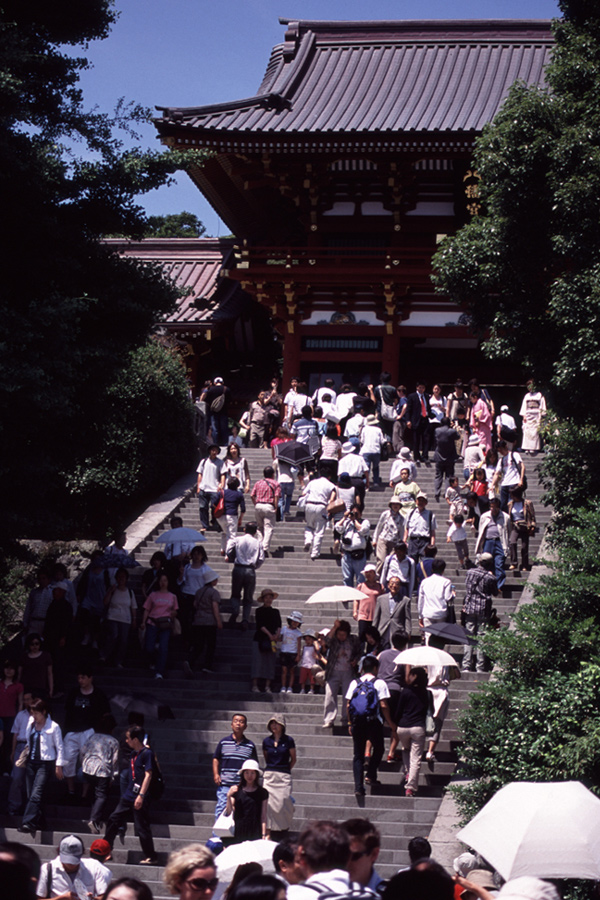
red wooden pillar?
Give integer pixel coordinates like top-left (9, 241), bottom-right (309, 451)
top-left (382, 328), bottom-right (399, 384)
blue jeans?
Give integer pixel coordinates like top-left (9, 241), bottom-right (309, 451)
top-left (483, 538), bottom-right (506, 589)
top-left (198, 490), bottom-right (220, 530)
top-left (279, 482), bottom-right (294, 517)
top-left (342, 552), bottom-right (367, 587)
top-left (145, 623), bottom-right (171, 675)
top-left (361, 452), bottom-right (381, 484)
top-left (210, 412), bottom-right (229, 446)
top-left (230, 565), bottom-right (256, 622)
top-left (23, 759), bottom-right (54, 829)
top-left (106, 619), bottom-right (130, 665)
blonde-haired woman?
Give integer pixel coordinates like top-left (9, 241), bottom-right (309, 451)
top-left (164, 844), bottom-right (218, 900)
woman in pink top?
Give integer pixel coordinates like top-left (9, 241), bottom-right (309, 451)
top-left (469, 391), bottom-right (492, 453)
top-left (353, 564), bottom-right (383, 647)
top-left (0, 659), bottom-right (23, 774)
top-left (141, 573), bottom-right (178, 679)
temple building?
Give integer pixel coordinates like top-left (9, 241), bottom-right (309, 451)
top-left (154, 18), bottom-right (553, 392)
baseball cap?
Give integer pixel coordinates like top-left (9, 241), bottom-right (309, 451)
top-left (59, 834), bottom-right (84, 865)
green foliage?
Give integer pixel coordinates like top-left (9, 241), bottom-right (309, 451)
top-left (456, 665), bottom-right (600, 822)
top-left (432, 3), bottom-right (600, 420)
top-left (66, 338), bottom-right (196, 535)
top-left (143, 212), bottom-right (206, 238)
top-left (0, 1), bottom-right (205, 541)
top-left (537, 414), bottom-right (600, 520)
top-left (0, 544), bottom-right (39, 645)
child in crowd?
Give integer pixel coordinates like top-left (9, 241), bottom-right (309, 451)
top-left (463, 434), bottom-right (485, 481)
top-left (298, 632), bottom-right (317, 694)
top-left (445, 476), bottom-right (463, 524)
top-left (447, 514), bottom-right (470, 568)
top-left (278, 611), bottom-right (303, 694)
top-left (463, 467), bottom-right (490, 513)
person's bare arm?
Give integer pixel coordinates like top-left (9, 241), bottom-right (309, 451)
top-left (134, 768), bottom-right (153, 810)
top-left (213, 757), bottom-right (221, 785)
top-left (453, 875), bottom-right (494, 900)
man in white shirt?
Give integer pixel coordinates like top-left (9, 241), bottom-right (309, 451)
top-left (404, 493), bottom-right (436, 562)
top-left (344, 409), bottom-right (365, 448)
top-left (197, 445), bottom-right (224, 532)
top-left (301, 474), bottom-right (335, 560)
top-left (7, 690), bottom-right (33, 815)
top-left (493, 440), bottom-right (526, 511)
top-left (312, 378), bottom-right (337, 408)
top-left (287, 821), bottom-right (364, 900)
top-left (418, 558), bottom-right (454, 640)
top-left (36, 833), bottom-right (111, 899)
top-left (360, 414), bottom-right (385, 487)
top-left (338, 442), bottom-right (369, 507)
top-left (227, 523), bottom-right (264, 629)
top-left (345, 656), bottom-right (395, 796)
top-left (283, 377), bottom-right (299, 426)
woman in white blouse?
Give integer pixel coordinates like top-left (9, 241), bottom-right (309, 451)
top-left (19, 698), bottom-right (65, 834)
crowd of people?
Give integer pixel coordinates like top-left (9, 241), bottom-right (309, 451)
top-left (0, 373), bottom-right (548, 897)
top-left (0, 818), bottom-right (571, 900)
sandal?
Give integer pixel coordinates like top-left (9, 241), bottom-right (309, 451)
top-left (139, 858), bottom-right (158, 866)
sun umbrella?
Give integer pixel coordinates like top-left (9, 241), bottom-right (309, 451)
top-left (424, 621), bottom-right (473, 645)
top-left (394, 646), bottom-right (459, 668)
top-left (457, 781), bottom-right (600, 881)
top-left (155, 526), bottom-right (206, 544)
top-left (306, 585), bottom-right (365, 605)
top-left (111, 693), bottom-right (175, 721)
top-left (275, 440), bottom-right (314, 466)
top-left (216, 839), bottom-right (275, 882)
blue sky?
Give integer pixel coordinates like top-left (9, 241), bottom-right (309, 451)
top-left (79, 0), bottom-right (561, 235)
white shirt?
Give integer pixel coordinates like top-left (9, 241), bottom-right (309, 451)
top-left (447, 523), bottom-right (467, 542)
top-left (389, 458), bottom-right (418, 484)
top-left (12, 708), bottom-right (30, 742)
top-left (335, 392), bottom-right (357, 419)
top-left (338, 453), bottom-right (369, 479)
top-left (288, 870), bottom-right (369, 900)
top-left (496, 451), bottom-right (523, 487)
top-left (25, 715), bottom-right (65, 765)
top-left (105, 586), bottom-right (137, 624)
top-left (232, 534), bottom-right (265, 568)
top-left (313, 386), bottom-right (337, 406)
top-left (37, 857), bottom-right (111, 899)
top-left (304, 476), bottom-right (335, 505)
top-left (418, 574), bottom-right (454, 619)
top-left (197, 456), bottom-right (223, 492)
top-left (344, 412), bottom-right (365, 439)
top-left (180, 562), bottom-right (211, 596)
top-left (360, 424), bottom-right (385, 454)
top-left (405, 507), bottom-right (436, 537)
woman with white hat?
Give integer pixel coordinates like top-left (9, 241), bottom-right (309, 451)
top-left (262, 714), bottom-right (296, 833)
top-left (225, 759), bottom-right (269, 843)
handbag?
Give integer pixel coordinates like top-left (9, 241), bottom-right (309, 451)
top-left (15, 743), bottom-right (29, 768)
top-left (327, 498), bottom-right (346, 516)
top-left (446, 598), bottom-right (457, 625)
top-left (213, 493), bottom-right (225, 519)
top-left (172, 616), bottom-right (182, 636)
top-left (425, 691), bottom-right (436, 737)
top-left (214, 809), bottom-right (235, 838)
top-left (154, 616), bottom-right (173, 632)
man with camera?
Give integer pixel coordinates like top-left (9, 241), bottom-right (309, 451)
top-left (338, 504), bottom-right (371, 588)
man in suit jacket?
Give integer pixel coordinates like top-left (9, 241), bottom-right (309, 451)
top-left (372, 576), bottom-right (412, 650)
top-left (433, 416), bottom-right (460, 501)
top-left (405, 381), bottom-right (432, 461)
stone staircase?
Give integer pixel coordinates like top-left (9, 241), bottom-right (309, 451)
top-left (0, 449), bottom-right (550, 897)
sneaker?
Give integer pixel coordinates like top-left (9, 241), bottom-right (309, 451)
top-left (405, 788), bottom-right (415, 797)
top-left (280, 687), bottom-right (287, 693)
top-left (286, 687), bottom-right (293, 693)
top-left (251, 686), bottom-right (260, 693)
top-left (308, 688), bottom-right (315, 694)
top-left (202, 667), bottom-right (215, 674)
top-left (265, 686), bottom-right (272, 694)
top-left (88, 820), bottom-right (100, 834)
top-left (154, 673), bottom-right (163, 680)
top-left (304, 542), bottom-right (311, 552)
top-left (322, 722), bottom-right (333, 728)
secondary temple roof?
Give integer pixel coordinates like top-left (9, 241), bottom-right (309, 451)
top-left (157, 19), bottom-right (553, 137)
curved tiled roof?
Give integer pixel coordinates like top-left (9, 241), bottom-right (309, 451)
top-left (157, 19), bottom-right (553, 136)
top-left (103, 238), bottom-right (228, 325)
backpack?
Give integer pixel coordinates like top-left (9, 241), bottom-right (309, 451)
top-left (348, 679), bottom-right (379, 723)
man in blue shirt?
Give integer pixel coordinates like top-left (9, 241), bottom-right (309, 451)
top-left (210, 713), bottom-right (258, 849)
top-left (104, 725), bottom-right (157, 865)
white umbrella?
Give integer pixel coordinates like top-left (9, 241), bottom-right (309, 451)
top-left (457, 781), bottom-right (600, 880)
top-left (306, 585), bottom-right (365, 605)
top-left (215, 839), bottom-right (275, 882)
top-left (155, 526), bottom-right (206, 543)
top-left (394, 646), bottom-right (459, 668)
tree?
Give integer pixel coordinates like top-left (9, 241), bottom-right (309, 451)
top-left (0, 0), bottom-right (203, 540)
top-left (432, 1), bottom-right (600, 422)
top-left (143, 212), bottom-right (206, 238)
